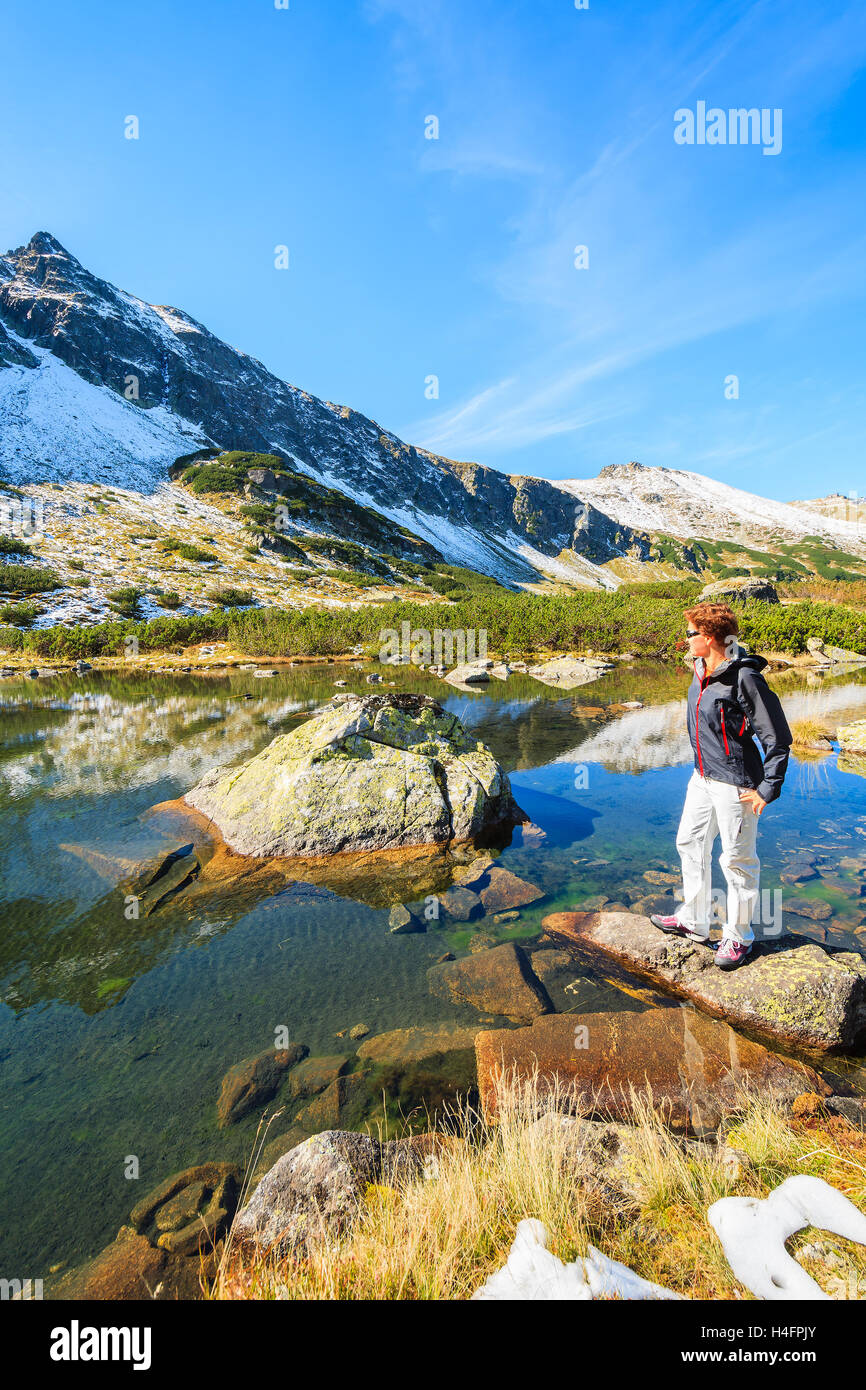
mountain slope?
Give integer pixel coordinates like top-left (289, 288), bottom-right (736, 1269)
top-left (560, 461), bottom-right (866, 551)
top-left (0, 233), bottom-right (646, 587)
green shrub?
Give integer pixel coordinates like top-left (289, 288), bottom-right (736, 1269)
top-left (239, 504), bottom-right (274, 525)
top-left (68, 558), bottom-right (85, 571)
top-left (163, 540), bottom-right (217, 563)
top-left (0, 600), bottom-right (40, 627)
top-left (0, 563), bottom-right (62, 594)
top-left (106, 587), bottom-right (143, 618)
top-left (321, 569), bottom-right (388, 588)
top-left (10, 589), bottom-right (866, 662)
top-left (0, 536), bottom-right (31, 557)
top-left (620, 578), bottom-right (703, 602)
top-left (206, 586), bottom-right (254, 608)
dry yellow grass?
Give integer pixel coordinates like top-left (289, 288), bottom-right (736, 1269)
top-left (790, 716), bottom-right (833, 748)
top-left (208, 1071), bottom-right (866, 1301)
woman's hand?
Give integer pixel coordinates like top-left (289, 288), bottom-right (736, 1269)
top-left (739, 789), bottom-right (767, 816)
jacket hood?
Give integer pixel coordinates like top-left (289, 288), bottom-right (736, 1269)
top-left (694, 647), bottom-right (768, 681)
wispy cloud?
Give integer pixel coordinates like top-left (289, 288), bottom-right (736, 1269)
top-left (374, 1), bottom-right (866, 481)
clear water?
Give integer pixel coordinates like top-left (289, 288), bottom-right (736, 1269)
top-left (2, 660), bottom-right (866, 1278)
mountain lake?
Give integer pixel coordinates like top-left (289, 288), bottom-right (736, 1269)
top-left (2, 659), bottom-right (866, 1279)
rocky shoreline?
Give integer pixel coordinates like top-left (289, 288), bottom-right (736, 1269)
top-left (33, 689), bottom-right (866, 1301)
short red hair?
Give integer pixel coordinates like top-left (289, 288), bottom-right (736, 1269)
top-left (684, 603), bottom-right (739, 642)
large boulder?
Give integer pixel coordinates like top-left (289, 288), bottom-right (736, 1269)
top-left (475, 1009), bottom-right (830, 1134)
top-left (543, 911), bottom-right (866, 1052)
top-left (183, 693), bottom-right (523, 857)
top-left (837, 720), bottom-right (866, 753)
top-left (234, 1129), bottom-right (446, 1256)
top-left (697, 576), bottom-right (779, 604)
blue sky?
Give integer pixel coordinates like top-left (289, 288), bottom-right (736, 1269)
top-left (1, 0), bottom-right (864, 500)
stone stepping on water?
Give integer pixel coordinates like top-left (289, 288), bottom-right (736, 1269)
top-left (542, 910), bottom-right (866, 1053)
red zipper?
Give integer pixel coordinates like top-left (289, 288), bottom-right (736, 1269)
top-left (739, 716), bottom-right (746, 736)
top-left (721, 707), bottom-right (730, 755)
top-left (695, 674), bottom-right (707, 774)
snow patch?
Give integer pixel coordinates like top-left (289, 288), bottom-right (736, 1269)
top-left (0, 335), bottom-right (206, 491)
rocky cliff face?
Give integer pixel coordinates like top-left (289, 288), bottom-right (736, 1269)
top-left (0, 233), bottom-right (649, 585)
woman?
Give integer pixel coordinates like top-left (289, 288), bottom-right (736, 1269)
top-left (650, 602), bottom-right (792, 970)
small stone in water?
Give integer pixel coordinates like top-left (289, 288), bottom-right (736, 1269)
top-left (348, 1023), bottom-right (370, 1040)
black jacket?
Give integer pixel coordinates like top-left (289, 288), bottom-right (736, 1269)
top-left (686, 649), bottom-right (792, 803)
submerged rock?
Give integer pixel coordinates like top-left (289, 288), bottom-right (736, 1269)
top-left (475, 1009), bottom-right (830, 1134)
top-left (356, 1022), bottom-right (480, 1066)
top-left (477, 866), bottom-right (545, 913)
top-left (50, 1226), bottom-right (195, 1301)
top-left (54, 1160), bottom-right (243, 1300)
top-left (543, 911), bottom-right (866, 1052)
top-left (428, 942), bottom-right (552, 1023)
top-left (287, 1054), bottom-right (351, 1099)
top-left (294, 1072), bottom-right (366, 1131)
top-left (217, 1044), bottom-right (307, 1127)
top-left (183, 693), bottom-right (524, 857)
top-left (784, 898), bottom-right (833, 922)
top-left (388, 904), bottom-right (424, 934)
top-left (436, 884), bottom-right (484, 921)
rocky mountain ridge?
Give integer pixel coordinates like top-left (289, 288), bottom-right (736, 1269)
top-left (0, 233), bottom-right (646, 588)
top-left (560, 461), bottom-right (866, 554)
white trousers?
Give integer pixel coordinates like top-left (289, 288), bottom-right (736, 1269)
top-left (674, 771), bottom-right (760, 945)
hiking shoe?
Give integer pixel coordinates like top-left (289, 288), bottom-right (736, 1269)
top-left (715, 938), bottom-right (752, 970)
top-left (649, 914), bottom-right (709, 945)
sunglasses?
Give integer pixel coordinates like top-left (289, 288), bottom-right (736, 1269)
top-left (685, 629), bottom-right (701, 639)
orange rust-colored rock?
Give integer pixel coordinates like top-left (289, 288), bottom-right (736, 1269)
top-left (475, 1009), bottom-right (830, 1134)
top-left (51, 1226), bottom-right (203, 1301)
top-left (477, 867), bottom-right (545, 914)
top-left (428, 942), bottom-right (552, 1023)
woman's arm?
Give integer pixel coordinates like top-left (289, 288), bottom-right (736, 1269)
top-left (737, 671), bottom-right (793, 803)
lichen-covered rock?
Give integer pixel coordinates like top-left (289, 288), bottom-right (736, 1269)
top-left (428, 942), bottom-right (552, 1023)
top-left (235, 1131), bottom-right (382, 1254)
top-left (838, 720), bottom-right (866, 753)
top-left (184, 693), bottom-right (523, 857)
top-left (444, 662), bottom-right (492, 686)
top-left (237, 1128), bottom-right (450, 1255)
top-left (806, 641), bottom-right (866, 668)
top-left (543, 911), bottom-right (866, 1052)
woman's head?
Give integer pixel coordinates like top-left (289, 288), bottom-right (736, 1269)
top-left (683, 602), bottom-right (739, 660)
